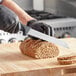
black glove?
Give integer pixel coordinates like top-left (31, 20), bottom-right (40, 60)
top-left (27, 20), bottom-right (53, 39)
top-left (0, 5), bottom-right (20, 33)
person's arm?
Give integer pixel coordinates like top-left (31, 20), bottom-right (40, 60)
top-left (2, 0), bottom-right (35, 24)
top-left (1, 0), bottom-right (53, 36)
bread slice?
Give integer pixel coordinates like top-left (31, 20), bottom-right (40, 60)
top-left (57, 53), bottom-right (76, 65)
top-left (20, 39), bottom-right (59, 59)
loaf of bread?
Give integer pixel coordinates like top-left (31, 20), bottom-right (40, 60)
top-left (57, 53), bottom-right (76, 65)
top-left (20, 39), bottom-right (59, 59)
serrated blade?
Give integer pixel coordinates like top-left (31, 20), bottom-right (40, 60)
top-left (25, 26), bottom-right (69, 48)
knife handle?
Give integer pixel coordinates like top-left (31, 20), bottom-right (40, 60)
top-left (47, 26), bottom-right (54, 36)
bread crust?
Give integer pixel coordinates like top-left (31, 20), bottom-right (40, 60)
top-left (20, 39), bottom-right (59, 59)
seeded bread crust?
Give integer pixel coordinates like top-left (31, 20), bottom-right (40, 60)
top-left (20, 39), bottom-right (59, 59)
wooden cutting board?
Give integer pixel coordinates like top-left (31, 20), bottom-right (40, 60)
top-left (0, 38), bottom-right (76, 76)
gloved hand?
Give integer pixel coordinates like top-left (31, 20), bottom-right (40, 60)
top-left (27, 20), bottom-right (53, 39)
top-left (27, 20), bottom-right (52, 35)
top-left (0, 5), bottom-right (20, 33)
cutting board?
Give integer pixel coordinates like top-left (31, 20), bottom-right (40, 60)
top-left (0, 38), bottom-right (76, 76)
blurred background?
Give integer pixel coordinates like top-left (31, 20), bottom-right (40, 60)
top-left (14, 0), bottom-right (76, 17)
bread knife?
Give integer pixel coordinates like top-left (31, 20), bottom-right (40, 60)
top-left (25, 26), bottom-right (69, 48)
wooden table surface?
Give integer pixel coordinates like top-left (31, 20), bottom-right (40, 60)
top-left (0, 38), bottom-right (76, 76)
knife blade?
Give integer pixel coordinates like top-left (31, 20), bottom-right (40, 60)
top-left (25, 26), bottom-right (69, 48)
